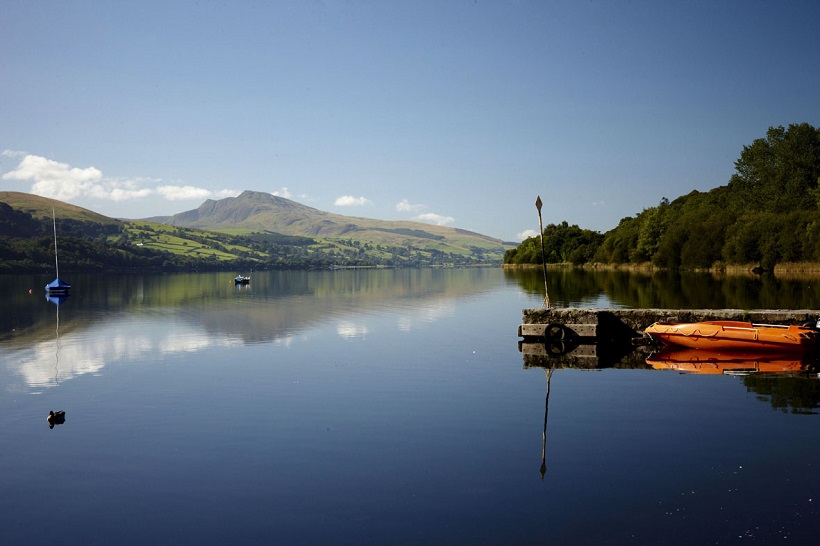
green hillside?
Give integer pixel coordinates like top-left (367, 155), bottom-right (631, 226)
top-left (0, 191), bottom-right (507, 272)
top-left (0, 191), bottom-right (120, 225)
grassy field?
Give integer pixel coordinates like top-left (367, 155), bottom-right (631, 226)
top-left (120, 221), bottom-right (266, 262)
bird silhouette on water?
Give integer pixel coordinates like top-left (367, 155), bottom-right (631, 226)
top-left (47, 410), bottom-right (66, 429)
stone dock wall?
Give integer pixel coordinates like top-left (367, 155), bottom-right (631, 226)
top-left (517, 308), bottom-right (820, 370)
top-left (520, 308), bottom-right (820, 341)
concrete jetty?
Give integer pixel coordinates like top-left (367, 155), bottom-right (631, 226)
top-left (519, 308), bottom-right (820, 341)
top-left (517, 308), bottom-right (820, 370)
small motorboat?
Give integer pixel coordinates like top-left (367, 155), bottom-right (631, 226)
top-left (644, 321), bottom-right (818, 352)
top-left (234, 275), bottom-right (250, 284)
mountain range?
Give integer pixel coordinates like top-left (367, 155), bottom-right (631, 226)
top-left (0, 190), bottom-right (508, 270)
top-left (155, 190), bottom-right (504, 250)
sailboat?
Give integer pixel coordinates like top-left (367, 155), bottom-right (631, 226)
top-left (45, 207), bottom-right (71, 295)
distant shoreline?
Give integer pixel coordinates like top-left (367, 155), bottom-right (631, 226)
top-left (501, 261), bottom-right (820, 277)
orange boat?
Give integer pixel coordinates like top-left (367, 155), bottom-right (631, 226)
top-left (644, 321), bottom-right (817, 352)
top-left (646, 346), bottom-right (811, 375)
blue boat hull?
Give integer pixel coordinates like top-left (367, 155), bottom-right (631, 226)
top-left (45, 277), bottom-right (72, 294)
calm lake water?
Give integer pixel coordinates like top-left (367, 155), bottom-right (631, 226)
top-left (1, 268), bottom-right (819, 544)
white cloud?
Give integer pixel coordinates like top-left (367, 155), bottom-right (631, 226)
top-left (2, 155), bottom-right (103, 200)
top-left (93, 183), bottom-right (154, 202)
top-left (396, 199), bottom-right (425, 212)
top-left (214, 189), bottom-right (242, 199)
top-left (1, 153), bottom-right (237, 204)
top-left (398, 200), bottom-right (452, 226)
top-left (156, 185), bottom-right (213, 201)
top-left (335, 195), bottom-right (371, 207)
top-left (413, 212), bottom-right (455, 226)
top-left (272, 187), bottom-right (292, 199)
top-left (517, 229), bottom-right (539, 240)
top-left (398, 199), bottom-right (455, 226)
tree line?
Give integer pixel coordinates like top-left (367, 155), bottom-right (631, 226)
top-left (505, 123), bottom-right (820, 270)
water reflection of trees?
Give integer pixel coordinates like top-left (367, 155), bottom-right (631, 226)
top-left (741, 374), bottom-right (820, 414)
top-left (505, 267), bottom-right (820, 309)
top-left (504, 268), bottom-right (620, 307)
top-left (524, 349), bottom-right (820, 415)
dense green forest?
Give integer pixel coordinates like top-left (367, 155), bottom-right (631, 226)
top-left (505, 123), bottom-right (820, 270)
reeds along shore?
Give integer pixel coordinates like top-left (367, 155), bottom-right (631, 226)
top-left (502, 261), bottom-right (820, 278)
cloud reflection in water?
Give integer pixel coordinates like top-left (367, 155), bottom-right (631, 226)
top-left (9, 317), bottom-right (238, 392)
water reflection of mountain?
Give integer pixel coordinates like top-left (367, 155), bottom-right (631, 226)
top-left (0, 269), bottom-right (501, 390)
top-left (3, 269), bottom-right (499, 343)
top-left (504, 268), bottom-right (820, 309)
top-left (178, 269), bottom-right (499, 344)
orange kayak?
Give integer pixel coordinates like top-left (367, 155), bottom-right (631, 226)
top-left (644, 321), bottom-right (817, 352)
top-left (646, 346), bottom-right (810, 375)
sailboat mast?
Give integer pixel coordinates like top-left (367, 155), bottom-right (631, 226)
top-left (52, 207), bottom-right (59, 278)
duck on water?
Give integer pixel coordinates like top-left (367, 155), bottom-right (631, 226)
top-left (47, 410), bottom-right (65, 429)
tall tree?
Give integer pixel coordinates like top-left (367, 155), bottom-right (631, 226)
top-left (728, 123), bottom-right (820, 213)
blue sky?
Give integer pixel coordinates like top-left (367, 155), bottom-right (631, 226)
top-left (2, 0), bottom-right (819, 242)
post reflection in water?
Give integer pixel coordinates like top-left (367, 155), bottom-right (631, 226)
top-left (540, 366), bottom-right (553, 480)
top-left (523, 334), bottom-right (820, 481)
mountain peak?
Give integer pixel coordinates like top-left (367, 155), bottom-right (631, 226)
top-left (237, 190), bottom-right (274, 199)
top-left (165, 190), bottom-right (503, 252)
top-left (167, 190), bottom-right (315, 228)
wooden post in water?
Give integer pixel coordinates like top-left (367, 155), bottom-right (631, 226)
top-left (535, 196), bottom-right (550, 308)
